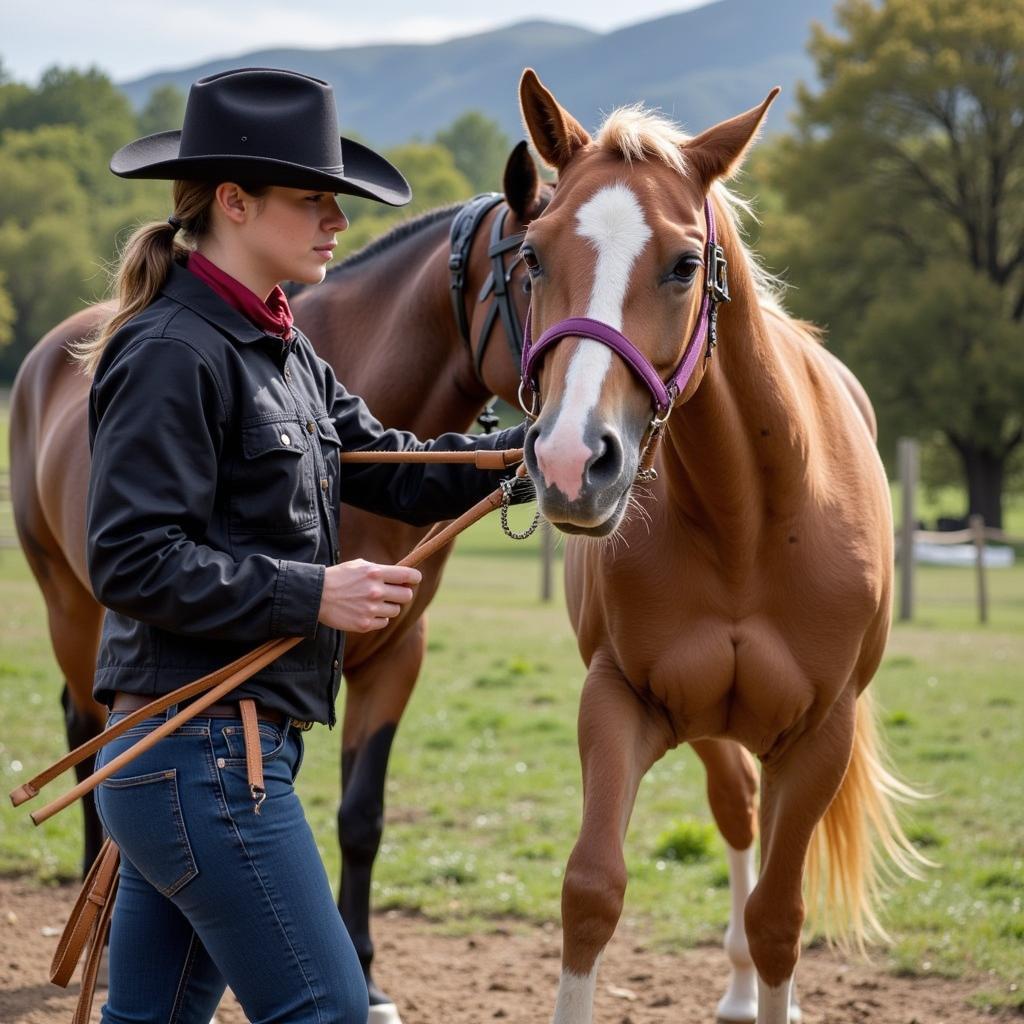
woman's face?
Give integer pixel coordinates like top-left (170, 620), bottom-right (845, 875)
top-left (239, 186), bottom-right (349, 286)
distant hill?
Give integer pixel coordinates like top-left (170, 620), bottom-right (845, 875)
top-left (120, 0), bottom-right (835, 146)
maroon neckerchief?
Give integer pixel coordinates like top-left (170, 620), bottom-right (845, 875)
top-left (186, 252), bottom-right (294, 341)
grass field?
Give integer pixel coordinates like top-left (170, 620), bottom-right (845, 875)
top-left (1, 414), bottom-right (1022, 1011)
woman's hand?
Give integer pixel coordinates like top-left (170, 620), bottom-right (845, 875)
top-left (317, 559), bottom-right (422, 632)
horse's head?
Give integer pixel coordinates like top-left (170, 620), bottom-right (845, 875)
top-left (518, 69), bottom-right (778, 535)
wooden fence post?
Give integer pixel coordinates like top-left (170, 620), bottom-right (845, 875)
top-left (898, 438), bottom-right (918, 622)
top-left (969, 514), bottom-right (988, 625)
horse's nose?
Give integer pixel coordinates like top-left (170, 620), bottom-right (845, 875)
top-left (585, 431), bottom-right (624, 492)
top-left (528, 426), bottom-right (624, 501)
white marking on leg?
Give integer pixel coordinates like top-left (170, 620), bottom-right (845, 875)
top-left (756, 977), bottom-right (792, 1024)
top-left (551, 958), bottom-right (600, 1024)
top-left (717, 844), bottom-right (758, 1022)
top-left (535, 184), bottom-right (651, 499)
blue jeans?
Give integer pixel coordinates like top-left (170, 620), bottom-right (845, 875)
top-left (95, 709), bottom-right (368, 1023)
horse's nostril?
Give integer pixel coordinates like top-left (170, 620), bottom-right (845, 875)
top-left (586, 433), bottom-right (623, 487)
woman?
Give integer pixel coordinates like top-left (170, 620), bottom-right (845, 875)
top-left (79, 68), bottom-right (526, 1022)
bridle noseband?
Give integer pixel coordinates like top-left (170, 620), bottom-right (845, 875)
top-left (518, 197), bottom-right (731, 480)
top-left (449, 193), bottom-right (528, 430)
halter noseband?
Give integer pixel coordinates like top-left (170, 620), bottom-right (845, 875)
top-left (519, 197), bottom-right (730, 421)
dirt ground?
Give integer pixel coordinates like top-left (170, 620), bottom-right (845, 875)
top-left (0, 878), bottom-right (1014, 1024)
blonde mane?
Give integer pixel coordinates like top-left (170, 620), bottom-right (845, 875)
top-left (594, 104), bottom-right (790, 318)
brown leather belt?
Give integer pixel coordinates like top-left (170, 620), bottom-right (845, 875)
top-left (111, 691), bottom-right (294, 728)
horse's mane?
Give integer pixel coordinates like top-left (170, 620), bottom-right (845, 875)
top-left (594, 104), bottom-right (800, 329)
top-left (327, 203), bottom-right (462, 276)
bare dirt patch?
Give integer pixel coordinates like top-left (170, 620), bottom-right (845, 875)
top-left (0, 878), bottom-right (1013, 1023)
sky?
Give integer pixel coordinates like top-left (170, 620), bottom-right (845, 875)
top-left (2, 0), bottom-right (710, 85)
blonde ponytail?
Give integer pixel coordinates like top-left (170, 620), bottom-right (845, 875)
top-left (71, 180), bottom-right (220, 376)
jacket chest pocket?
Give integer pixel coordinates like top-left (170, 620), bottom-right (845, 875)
top-left (230, 419), bottom-right (317, 534)
top-left (315, 416), bottom-right (343, 501)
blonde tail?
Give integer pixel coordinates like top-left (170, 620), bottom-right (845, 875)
top-left (805, 688), bottom-right (930, 951)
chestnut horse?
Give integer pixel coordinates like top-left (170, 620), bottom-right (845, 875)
top-left (9, 145), bottom-right (544, 1022)
top-left (516, 70), bottom-right (922, 1024)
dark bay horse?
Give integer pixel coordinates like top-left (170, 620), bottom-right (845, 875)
top-left (516, 70), bottom-right (923, 1024)
top-left (9, 144), bottom-right (545, 1023)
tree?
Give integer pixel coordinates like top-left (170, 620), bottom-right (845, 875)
top-left (138, 84), bottom-right (186, 136)
top-left (435, 111), bottom-right (511, 193)
top-left (759, 0), bottom-right (1024, 527)
top-left (0, 65), bottom-right (136, 154)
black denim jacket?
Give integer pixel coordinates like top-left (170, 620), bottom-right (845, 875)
top-left (87, 263), bottom-right (525, 726)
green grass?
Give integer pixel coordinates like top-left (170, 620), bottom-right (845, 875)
top-left (1, 404), bottom-right (1022, 1007)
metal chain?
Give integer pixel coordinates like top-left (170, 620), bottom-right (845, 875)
top-left (499, 478), bottom-right (541, 540)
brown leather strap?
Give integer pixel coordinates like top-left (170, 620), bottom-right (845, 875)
top-left (339, 447), bottom-right (523, 468)
top-left (10, 638), bottom-right (288, 809)
top-left (400, 468), bottom-right (523, 567)
top-left (25, 637), bottom-right (302, 826)
top-left (50, 836), bottom-right (120, 988)
top-left (240, 699), bottom-right (266, 814)
top-left (73, 865), bottom-right (119, 1024)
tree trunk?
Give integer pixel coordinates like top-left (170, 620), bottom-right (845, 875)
top-left (958, 446), bottom-right (1006, 530)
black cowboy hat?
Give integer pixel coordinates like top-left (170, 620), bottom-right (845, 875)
top-left (110, 67), bottom-right (411, 207)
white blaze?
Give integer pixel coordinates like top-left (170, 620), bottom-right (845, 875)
top-left (535, 184), bottom-right (651, 500)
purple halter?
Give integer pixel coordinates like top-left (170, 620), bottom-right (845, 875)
top-left (520, 197), bottom-right (730, 417)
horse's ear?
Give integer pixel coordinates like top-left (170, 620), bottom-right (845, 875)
top-left (503, 141), bottom-right (542, 221)
top-left (519, 68), bottom-right (590, 172)
top-left (683, 87), bottom-right (781, 183)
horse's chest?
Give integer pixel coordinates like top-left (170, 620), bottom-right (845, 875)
top-left (566, 536), bottom-right (870, 749)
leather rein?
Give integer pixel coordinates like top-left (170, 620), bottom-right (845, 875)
top-left (518, 197), bottom-right (731, 480)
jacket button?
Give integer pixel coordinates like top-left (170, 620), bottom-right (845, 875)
top-left (280, 433), bottom-right (291, 446)
top-left (320, 477), bottom-right (329, 492)
top-left (306, 420), bottom-right (315, 434)
top-left (332, 659), bottom-right (340, 670)
top-left (284, 367), bottom-right (292, 382)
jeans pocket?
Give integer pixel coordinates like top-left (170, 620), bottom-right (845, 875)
top-left (97, 768), bottom-right (198, 897)
top-left (219, 723), bottom-right (287, 765)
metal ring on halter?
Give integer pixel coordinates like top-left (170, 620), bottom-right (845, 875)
top-left (517, 379), bottom-right (539, 420)
top-left (499, 477), bottom-right (541, 540)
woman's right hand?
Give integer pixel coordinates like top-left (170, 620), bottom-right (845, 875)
top-left (317, 559), bottom-right (422, 633)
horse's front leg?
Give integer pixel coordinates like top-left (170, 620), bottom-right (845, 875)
top-left (338, 622), bottom-right (426, 1024)
top-left (553, 657), bottom-right (673, 1024)
top-left (745, 687), bottom-right (858, 1024)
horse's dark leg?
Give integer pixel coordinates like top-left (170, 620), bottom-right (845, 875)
top-left (337, 623), bottom-right (425, 1024)
top-left (62, 685), bottom-right (105, 873)
top-left (339, 724), bottom-right (397, 997)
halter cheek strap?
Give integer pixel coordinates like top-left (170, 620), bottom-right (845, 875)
top-left (520, 197), bottom-right (730, 417)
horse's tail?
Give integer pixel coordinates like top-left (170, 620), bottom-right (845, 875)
top-left (805, 688), bottom-right (929, 951)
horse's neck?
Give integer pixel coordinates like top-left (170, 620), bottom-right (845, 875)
top-left (295, 220), bottom-right (485, 435)
top-left (661, 276), bottom-right (808, 550)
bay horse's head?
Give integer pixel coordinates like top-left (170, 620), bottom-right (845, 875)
top-left (518, 69), bottom-right (778, 535)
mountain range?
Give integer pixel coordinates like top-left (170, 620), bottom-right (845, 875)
top-left (120, 0), bottom-right (836, 146)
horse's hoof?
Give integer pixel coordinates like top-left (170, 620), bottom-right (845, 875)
top-left (716, 995), bottom-right (756, 1023)
top-left (716, 975), bottom-right (757, 1023)
top-left (368, 1002), bottom-right (403, 1024)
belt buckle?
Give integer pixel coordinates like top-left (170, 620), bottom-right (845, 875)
top-left (290, 718), bottom-right (314, 732)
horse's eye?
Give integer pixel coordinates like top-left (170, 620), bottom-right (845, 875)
top-left (669, 256), bottom-right (702, 283)
top-left (521, 247), bottom-right (542, 276)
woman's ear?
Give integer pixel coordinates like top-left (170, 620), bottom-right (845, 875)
top-left (214, 182), bottom-right (253, 224)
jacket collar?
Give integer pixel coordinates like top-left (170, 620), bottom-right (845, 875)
top-left (160, 261), bottom-right (272, 345)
